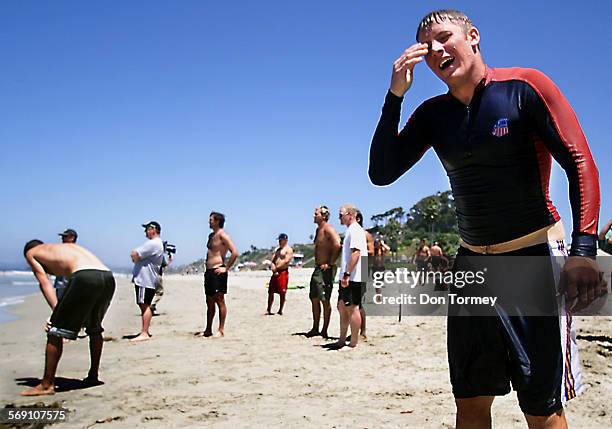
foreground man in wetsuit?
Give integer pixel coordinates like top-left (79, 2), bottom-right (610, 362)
top-left (369, 9), bottom-right (603, 429)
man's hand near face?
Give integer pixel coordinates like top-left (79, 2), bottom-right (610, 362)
top-left (390, 43), bottom-right (429, 97)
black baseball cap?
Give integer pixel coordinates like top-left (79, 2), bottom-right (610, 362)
top-left (58, 229), bottom-right (78, 239)
top-left (142, 221), bottom-right (161, 233)
top-left (278, 233), bottom-right (288, 240)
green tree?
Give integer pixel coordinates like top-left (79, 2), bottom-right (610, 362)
top-left (405, 191), bottom-right (458, 235)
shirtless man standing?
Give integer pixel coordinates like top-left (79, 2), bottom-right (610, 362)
top-left (199, 212), bottom-right (238, 338)
top-left (306, 206), bottom-right (341, 338)
top-left (267, 233), bottom-right (293, 315)
top-left (415, 240), bottom-right (431, 284)
top-left (373, 238), bottom-right (391, 277)
top-left (21, 240), bottom-right (115, 396)
top-left (430, 241), bottom-right (445, 271)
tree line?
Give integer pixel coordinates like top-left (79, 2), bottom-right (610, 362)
top-left (368, 191), bottom-right (460, 257)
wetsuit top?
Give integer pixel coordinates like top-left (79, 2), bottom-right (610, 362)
top-left (369, 67), bottom-right (600, 257)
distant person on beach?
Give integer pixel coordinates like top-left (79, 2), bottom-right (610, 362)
top-left (429, 241), bottom-right (445, 271)
top-left (329, 204), bottom-right (367, 349)
top-left (373, 237), bottom-right (390, 293)
top-left (430, 241), bottom-right (449, 291)
top-left (53, 228), bottom-right (78, 301)
top-left (151, 248), bottom-right (173, 315)
top-left (356, 211), bottom-right (372, 341)
top-left (369, 8), bottom-right (602, 427)
top-left (414, 240), bottom-right (430, 285)
top-left (307, 205), bottom-right (341, 338)
top-left (21, 240), bottom-right (115, 396)
top-left (130, 221), bottom-right (164, 342)
top-left (198, 211), bottom-right (238, 338)
top-left (373, 238), bottom-right (390, 272)
top-left (414, 240), bottom-right (430, 272)
top-left (266, 233), bottom-right (293, 315)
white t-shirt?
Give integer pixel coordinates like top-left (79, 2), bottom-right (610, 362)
top-left (341, 222), bottom-right (368, 282)
top-left (132, 237), bottom-right (164, 288)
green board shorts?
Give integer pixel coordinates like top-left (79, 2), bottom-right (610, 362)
top-left (309, 265), bottom-right (337, 301)
top-left (49, 269), bottom-right (116, 340)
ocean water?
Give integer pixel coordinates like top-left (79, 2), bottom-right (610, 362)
top-left (0, 271), bottom-right (39, 323)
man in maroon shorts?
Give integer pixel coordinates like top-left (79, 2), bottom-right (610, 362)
top-left (267, 233), bottom-right (293, 315)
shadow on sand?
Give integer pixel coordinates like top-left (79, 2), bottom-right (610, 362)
top-left (15, 377), bottom-right (104, 392)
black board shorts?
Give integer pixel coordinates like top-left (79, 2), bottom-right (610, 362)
top-left (49, 269), bottom-right (115, 340)
top-left (338, 281), bottom-right (364, 306)
top-left (447, 242), bottom-right (582, 416)
top-left (204, 268), bottom-right (228, 296)
top-left (135, 285), bottom-right (155, 305)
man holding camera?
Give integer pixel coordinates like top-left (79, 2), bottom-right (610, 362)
top-left (151, 243), bottom-right (174, 315)
top-left (130, 221), bottom-right (164, 342)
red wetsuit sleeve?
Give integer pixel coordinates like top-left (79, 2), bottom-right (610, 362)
top-left (369, 91), bottom-right (432, 186)
top-left (518, 69), bottom-right (600, 257)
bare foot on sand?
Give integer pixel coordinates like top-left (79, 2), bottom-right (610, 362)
top-left (321, 331), bottom-right (329, 339)
top-left (277, 311), bottom-right (283, 315)
top-left (212, 331), bottom-right (224, 339)
top-left (129, 333), bottom-right (151, 343)
top-left (360, 334), bottom-right (368, 342)
top-left (305, 329), bottom-right (320, 338)
top-left (194, 331), bottom-right (213, 337)
top-left (20, 384), bottom-right (55, 396)
top-left (265, 311), bottom-right (274, 316)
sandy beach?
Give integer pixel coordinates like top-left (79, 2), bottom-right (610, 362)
top-left (0, 269), bottom-right (610, 428)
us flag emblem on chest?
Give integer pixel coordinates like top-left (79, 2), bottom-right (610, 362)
top-left (492, 118), bottom-right (509, 137)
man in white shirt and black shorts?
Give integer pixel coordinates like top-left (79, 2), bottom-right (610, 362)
top-left (329, 204), bottom-right (368, 350)
top-left (130, 221), bottom-right (164, 342)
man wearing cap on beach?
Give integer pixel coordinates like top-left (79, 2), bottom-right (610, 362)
top-left (306, 205), bottom-right (341, 338)
top-left (21, 240), bottom-right (115, 396)
top-left (199, 212), bottom-right (238, 338)
top-left (327, 204), bottom-right (367, 350)
top-left (130, 221), bottom-right (164, 342)
top-left (54, 229), bottom-right (78, 301)
top-left (369, 9), bottom-right (603, 427)
top-left (267, 233), bottom-right (293, 315)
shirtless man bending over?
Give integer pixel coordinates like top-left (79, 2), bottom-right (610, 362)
top-left (199, 211), bottom-right (238, 338)
top-left (21, 240), bottom-right (115, 396)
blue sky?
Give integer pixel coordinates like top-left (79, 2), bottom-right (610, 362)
top-left (1, 1), bottom-right (610, 268)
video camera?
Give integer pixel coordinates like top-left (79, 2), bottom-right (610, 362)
top-left (163, 241), bottom-right (177, 256)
